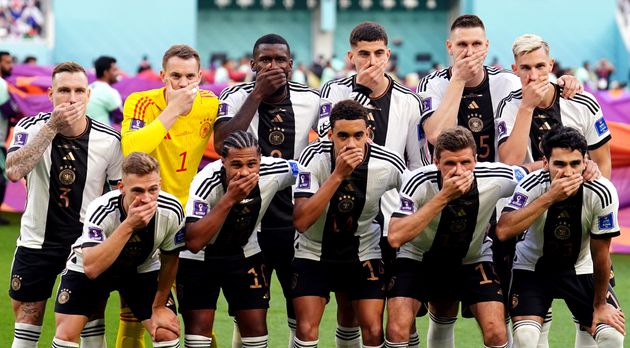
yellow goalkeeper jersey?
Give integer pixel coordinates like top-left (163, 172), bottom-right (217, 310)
top-left (122, 87), bottom-right (218, 207)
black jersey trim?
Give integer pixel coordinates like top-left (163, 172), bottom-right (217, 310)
top-left (590, 231), bottom-right (620, 239)
top-left (402, 171), bottom-right (438, 196)
top-left (392, 82), bottom-right (422, 104)
top-left (294, 192), bottom-right (314, 198)
top-left (584, 181), bottom-right (613, 209)
top-left (157, 195), bottom-right (185, 223)
top-left (91, 120), bottom-right (122, 140)
top-left (186, 216), bottom-right (201, 224)
top-left (570, 94), bottom-right (600, 115)
top-left (417, 69), bottom-right (444, 93)
top-left (370, 146), bottom-right (406, 172)
top-left (475, 173), bottom-right (514, 180)
top-left (288, 81), bottom-right (320, 96)
top-left (219, 82), bottom-right (254, 100)
top-left (89, 196), bottom-right (120, 225)
top-left (195, 171), bottom-right (222, 199)
top-left (298, 142), bottom-right (332, 167)
top-left (587, 135), bottom-right (611, 151)
top-left (391, 212), bottom-right (411, 218)
top-left (321, 76), bottom-right (353, 99)
top-left (496, 89), bottom-right (523, 119)
top-left (17, 112), bottom-right (51, 129)
top-left (160, 245), bottom-right (186, 254)
top-left (521, 171), bottom-right (550, 192)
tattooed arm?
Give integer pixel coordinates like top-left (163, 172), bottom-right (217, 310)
top-left (6, 124), bottom-right (57, 182)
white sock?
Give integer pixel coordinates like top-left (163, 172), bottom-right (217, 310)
top-left (288, 318), bottom-right (297, 348)
top-left (408, 331), bottom-right (420, 348)
top-left (294, 337), bottom-right (319, 348)
top-left (232, 318), bottom-right (242, 348)
top-left (12, 323), bottom-right (41, 348)
top-left (383, 340), bottom-right (407, 348)
top-left (363, 344), bottom-right (384, 348)
top-left (537, 310), bottom-right (551, 348)
top-left (594, 324), bottom-right (624, 348)
top-left (185, 334), bottom-right (212, 348)
top-left (336, 325), bottom-right (361, 348)
top-left (153, 338), bottom-right (181, 347)
top-left (574, 322), bottom-right (597, 348)
top-left (513, 320), bottom-right (541, 348)
top-left (427, 313), bottom-right (456, 348)
top-left (52, 337), bottom-right (80, 348)
top-left (242, 335), bottom-right (268, 348)
top-left (485, 343), bottom-right (509, 348)
top-left (505, 317), bottom-right (513, 348)
top-left (80, 319), bottom-right (106, 348)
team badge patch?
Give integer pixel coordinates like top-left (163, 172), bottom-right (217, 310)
top-left (399, 197), bottom-right (415, 213)
top-left (14, 132), bottom-right (28, 146)
top-left (130, 119), bottom-right (145, 130)
top-left (297, 173), bottom-right (311, 189)
top-left (497, 121), bottom-right (507, 137)
top-left (598, 212), bottom-right (614, 230)
top-left (11, 275), bottom-right (22, 291)
top-left (319, 103), bottom-right (332, 118)
top-left (57, 288), bottom-right (71, 304)
top-left (508, 192), bottom-right (528, 209)
top-left (289, 161), bottom-right (299, 177)
top-left (422, 97), bottom-right (432, 111)
top-left (595, 117), bottom-right (609, 136)
top-left (193, 200), bottom-right (208, 217)
top-left (175, 229), bottom-right (185, 244)
top-left (218, 103), bottom-right (229, 116)
top-left (88, 227), bottom-right (104, 241)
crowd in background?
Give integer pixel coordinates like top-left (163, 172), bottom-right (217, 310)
top-left (0, 0), bottom-right (44, 39)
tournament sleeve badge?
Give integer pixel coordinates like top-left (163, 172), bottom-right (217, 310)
top-left (508, 192), bottom-right (528, 209)
top-left (14, 132), bottom-right (28, 146)
top-left (218, 102), bottom-right (229, 116)
top-left (422, 97), bottom-right (432, 111)
top-left (175, 228), bottom-right (186, 244)
top-left (88, 227), bottom-right (104, 241)
top-left (497, 121), bottom-right (507, 137)
top-left (297, 172), bottom-right (311, 189)
top-left (192, 200), bottom-right (209, 217)
top-left (399, 197), bottom-right (415, 213)
top-left (319, 103), bottom-right (332, 118)
top-left (129, 119), bottom-right (145, 130)
top-left (598, 212), bottom-right (614, 230)
top-left (595, 117), bottom-right (609, 136)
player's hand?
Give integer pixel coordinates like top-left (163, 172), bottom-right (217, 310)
top-left (225, 172), bottom-right (259, 204)
top-left (548, 170), bottom-right (583, 203)
top-left (355, 60), bottom-right (386, 91)
top-left (333, 146), bottom-right (364, 179)
top-left (164, 78), bottom-right (198, 116)
top-left (124, 196), bottom-right (157, 230)
top-left (592, 303), bottom-right (625, 335)
top-left (582, 159), bottom-right (601, 182)
top-left (252, 64), bottom-right (287, 99)
top-left (557, 75), bottom-right (584, 99)
top-left (149, 306), bottom-right (180, 340)
top-left (451, 48), bottom-right (486, 83)
top-left (439, 167), bottom-right (474, 201)
top-left (48, 101), bottom-right (86, 133)
top-left (521, 76), bottom-right (550, 110)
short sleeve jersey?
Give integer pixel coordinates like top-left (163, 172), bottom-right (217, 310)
top-left (9, 114), bottom-right (123, 250)
top-left (394, 162), bottom-right (526, 264)
top-left (294, 141), bottom-right (405, 262)
top-left (122, 87), bottom-right (219, 207)
top-left (66, 190), bottom-right (185, 274)
top-left (495, 84), bottom-right (611, 163)
top-left (505, 170), bottom-right (620, 275)
top-left (181, 156), bottom-right (299, 261)
top-left (417, 66), bottom-right (521, 162)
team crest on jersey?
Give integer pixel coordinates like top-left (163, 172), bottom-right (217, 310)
top-left (59, 165), bottom-right (76, 185)
top-left (297, 173), bottom-right (311, 189)
top-left (320, 103), bottom-right (332, 118)
top-left (14, 132), bottom-right (28, 146)
top-left (269, 127), bottom-right (285, 145)
top-left (175, 228), bottom-right (185, 244)
top-left (399, 197), bottom-right (415, 212)
top-left (88, 227), bottom-right (104, 241)
top-left (11, 275), bottom-right (22, 291)
top-left (199, 118), bottom-right (212, 138)
top-left (193, 200), bottom-right (208, 217)
top-left (598, 212), bottom-right (614, 230)
top-left (57, 288), bottom-right (71, 304)
top-left (422, 97), bottom-right (432, 111)
top-left (511, 294), bottom-right (519, 309)
top-left (467, 115), bottom-right (484, 133)
top-left (497, 121), bottom-right (507, 137)
top-left (338, 194), bottom-right (355, 213)
top-left (508, 192), bottom-right (528, 209)
top-left (595, 117), bottom-right (609, 136)
top-left (218, 103), bottom-right (228, 116)
top-left (554, 222), bottom-right (571, 240)
top-left (130, 119), bottom-right (145, 130)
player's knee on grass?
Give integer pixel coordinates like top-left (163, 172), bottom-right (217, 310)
top-left (153, 327), bottom-right (179, 342)
top-left (594, 326), bottom-right (624, 348)
top-left (481, 318), bottom-right (508, 346)
top-left (512, 320), bottom-right (541, 348)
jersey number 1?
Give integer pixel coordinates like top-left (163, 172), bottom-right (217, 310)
top-left (176, 151), bottom-right (188, 172)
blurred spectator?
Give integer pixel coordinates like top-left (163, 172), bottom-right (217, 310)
top-left (0, 0), bottom-right (44, 39)
top-left (320, 60), bottom-right (335, 85)
top-left (292, 62), bottom-right (307, 84)
top-left (490, 56), bottom-right (502, 70)
top-left (575, 61), bottom-right (596, 89)
top-left (22, 55), bottom-right (36, 64)
top-left (137, 54), bottom-right (152, 74)
top-left (87, 55), bottom-right (122, 126)
top-left (310, 54), bottom-right (325, 79)
top-left (213, 57), bottom-right (231, 84)
top-left (595, 58), bottom-right (615, 90)
top-left (0, 50), bottom-right (13, 225)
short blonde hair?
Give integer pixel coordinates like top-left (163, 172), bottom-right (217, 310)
top-left (123, 152), bottom-right (160, 176)
top-left (512, 34), bottom-right (550, 58)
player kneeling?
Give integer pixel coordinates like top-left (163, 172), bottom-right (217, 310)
top-left (52, 152), bottom-right (183, 348)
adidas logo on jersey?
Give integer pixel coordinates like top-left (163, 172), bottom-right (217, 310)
top-left (62, 152), bottom-right (76, 161)
top-left (271, 114), bottom-right (284, 123)
top-left (558, 210), bottom-right (570, 219)
top-left (467, 101), bottom-right (480, 110)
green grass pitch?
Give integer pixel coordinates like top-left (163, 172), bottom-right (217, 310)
top-left (0, 212), bottom-right (628, 347)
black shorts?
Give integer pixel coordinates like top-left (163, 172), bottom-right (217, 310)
top-left (380, 236), bottom-right (398, 279)
top-left (9, 246), bottom-right (70, 302)
top-left (176, 253), bottom-right (269, 312)
top-left (509, 269), bottom-right (621, 327)
top-left (488, 221), bottom-right (516, 305)
top-left (291, 258), bottom-right (385, 301)
top-left (258, 227), bottom-right (295, 296)
top-left (387, 258), bottom-right (504, 309)
top-left (54, 269), bottom-right (160, 321)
